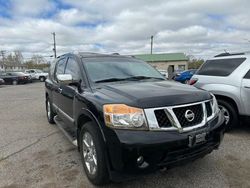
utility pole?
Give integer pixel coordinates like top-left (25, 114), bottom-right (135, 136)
top-left (52, 32), bottom-right (57, 58)
top-left (150, 35), bottom-right (154, 54)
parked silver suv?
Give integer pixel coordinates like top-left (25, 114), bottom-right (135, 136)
top-left (190, 52), bottom-right (250, 130)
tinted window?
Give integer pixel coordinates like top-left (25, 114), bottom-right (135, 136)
top-left (244, 70), bottom-right (250, 79)
top-left (55, 58), bottom-right (67, 75)
top-left (65, 58), bottom-right (81, 80)
top-left (197, 58), bottom-right (246, 76)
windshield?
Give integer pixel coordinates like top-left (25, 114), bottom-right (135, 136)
top-left (83, 57), bottom-right (165, 83)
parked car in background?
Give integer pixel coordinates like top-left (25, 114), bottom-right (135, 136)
top-left (0, 72), bottom-right (31, 85)
top-left (0, 78), bottom-right (4, 85)
top-left (190, 52), bottom-right (250, 130)
top-left (45, 52), bottom-right (225, 185)
top-left (172, 69), bottom-right (183, 79)
top-left (174, 69), bottom-right (197, 84)
top-left (157, 69), bottom-right (168, 78)
top-left (24, 69), bottom-right (48, 82)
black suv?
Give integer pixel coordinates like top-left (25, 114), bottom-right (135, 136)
top-left (45, 52), bottom-right (225, 185)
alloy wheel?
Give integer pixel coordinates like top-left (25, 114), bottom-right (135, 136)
top-left (47, 100), bottom-right (51, 118)
top-left (82, 132), bottom-right (97, 175)
top-left (219, 105), bottom-right (230, 125)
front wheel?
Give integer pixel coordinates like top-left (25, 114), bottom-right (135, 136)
top-left (79, 122), bottom-right (109, 185)
top-left (40, 76), bottom-right (45, 82)
top-left (217, 99), bottom-right (239, 131)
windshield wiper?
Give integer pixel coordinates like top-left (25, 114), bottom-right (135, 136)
top-left (125, 76), bottom-right (165, 80)
top-left (95, 78), bottom-right (128, 83)
top-left (95, 76), bottom-right (165, 83)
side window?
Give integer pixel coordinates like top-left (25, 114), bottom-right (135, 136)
top-left (197, 58), bottom-right (246, 76)
top-left (55, 58), bottom-right (67, 76)
top-left (244, 70), bottom-right (250, 79)
top-left (30, 70), bottom-right (35, 73)
top-left (65, 58), bottom-right (81, 81)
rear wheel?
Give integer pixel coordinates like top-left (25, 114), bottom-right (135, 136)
top-left (217, 99), bottom-right (239, 131)
top-left (12, 80), bottom-right (18, 85)
top-left (79, 122), bottom-right (109, 185)
top-left (46, 97), bottom-right (55, 124)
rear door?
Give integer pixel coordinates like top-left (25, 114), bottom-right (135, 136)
top-left (241, 69), bottom-right (250, 115)
top-left (3, 73), bottom-right (18, 84)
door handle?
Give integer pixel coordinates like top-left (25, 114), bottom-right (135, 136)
top-left (244, 86), bottom-right (250, 89)
top-left (58, 88), bottom-right (63, 93)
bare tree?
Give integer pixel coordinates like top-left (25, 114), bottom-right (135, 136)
top-left (31, 55), bottom-right (47, 64)
top-left (14, 50), bottom-right (24, 64)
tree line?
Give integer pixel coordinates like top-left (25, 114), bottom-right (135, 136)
top-left (0, 51), bottom-right (50, 70)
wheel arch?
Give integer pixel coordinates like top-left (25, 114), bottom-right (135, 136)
top-left (214, 94), bottom-right (239, 114)
top-left (76, 109), bottom-right (106, 150)
top-left (199, 83), bottom-right (242, 114)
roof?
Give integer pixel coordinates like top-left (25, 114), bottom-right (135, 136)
top-left (133, 53), bottom-right (188, 62)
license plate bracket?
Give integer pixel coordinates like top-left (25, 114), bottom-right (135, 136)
top-left (188, 132), bottom-right (207, 147)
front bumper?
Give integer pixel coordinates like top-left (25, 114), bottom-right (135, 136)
top-left (105, 111), bottom-right (225, 180)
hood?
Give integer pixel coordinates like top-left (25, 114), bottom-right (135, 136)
top-left (95, 81), bottom-right (211, 109)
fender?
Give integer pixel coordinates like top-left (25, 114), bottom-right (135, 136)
top-left (200, 83), bottom-right (243, 114)
top-left (77, 108), bottom-right (107, 143)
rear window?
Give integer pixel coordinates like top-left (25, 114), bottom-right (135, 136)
top-left (197, 58), bottom-right (246, 76)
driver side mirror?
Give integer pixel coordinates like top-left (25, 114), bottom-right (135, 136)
top-left (57, 74), bottom-right (73, 84)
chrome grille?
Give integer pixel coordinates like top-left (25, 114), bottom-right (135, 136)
top-left (144, 100), bottom-right (217, 133)
top-left (154, 109), bottom-right (172, 128)
top-left (173, 104), bottom-right (203, 128)
top-left (205, 102), bottom-right (212, 117)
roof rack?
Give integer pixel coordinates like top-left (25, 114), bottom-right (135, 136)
top-left (214, 52), bottom-right (245, 57)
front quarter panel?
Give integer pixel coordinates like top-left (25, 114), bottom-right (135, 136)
top-left (197, 83), bottom-right (243, 114)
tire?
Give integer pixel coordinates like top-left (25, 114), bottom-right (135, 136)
top-left (46, 97), bottom-right (55, 124)
top-left (79, 122), bottom-right (109, 185)
top-left (217, 99), bottom-right (239, 131)
top-left (40, 76), bottom-right (45, 82)
top-left (12, 80), bottom-right (18, 85)
top-left (184, 80), bottom-right (189, 84)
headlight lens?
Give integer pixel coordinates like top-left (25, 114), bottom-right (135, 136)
top-left (211, 94), bottom-right (219, 114)
top-left (103, 104), bottom-right (148, 130)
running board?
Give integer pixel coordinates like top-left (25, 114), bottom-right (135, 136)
top-left (54, 115), bottom-right (78, 147)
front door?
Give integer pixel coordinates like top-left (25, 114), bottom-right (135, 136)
top-left (59, 57), bottom-right (82, 119)
top-left (52, 57), bottom-right (68, 112)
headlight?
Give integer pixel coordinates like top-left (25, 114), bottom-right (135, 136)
top-left (103, 104), bottom-right (148, 130)
top-left (211, 94), bottom-right (219, 114)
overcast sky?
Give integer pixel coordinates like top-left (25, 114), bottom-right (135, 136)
top-left (0, 0), bottom-right (250, 60)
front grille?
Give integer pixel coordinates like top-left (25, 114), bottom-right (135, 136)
top-left (154, 110), bottom-right (172, 128)
top-left (205, 102), bottom-right (212, 117)
top-left (173, 104), bottom-right (203, 128)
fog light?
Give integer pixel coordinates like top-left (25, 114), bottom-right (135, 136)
top-left (137, 156), bottom-right (144, 165)
top-left (137, 156), bottom-right (149, 169)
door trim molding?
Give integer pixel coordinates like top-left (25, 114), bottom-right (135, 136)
top-left (52, 103), bottom-right (74, 123)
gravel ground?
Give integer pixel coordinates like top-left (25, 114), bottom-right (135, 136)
top-left (0, 83), bottom-right (250, 188)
